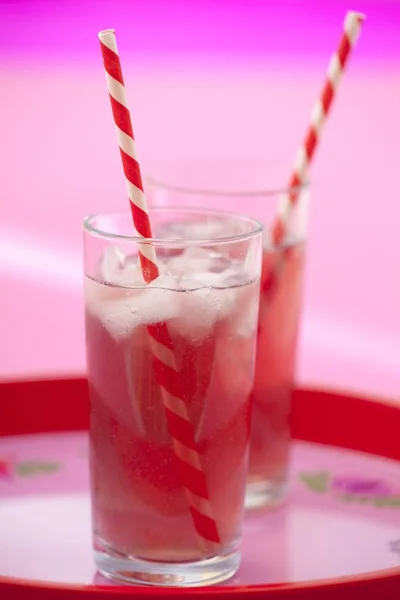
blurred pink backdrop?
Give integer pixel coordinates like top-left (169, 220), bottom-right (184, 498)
top-left (1, 0), bottom-right (399, 401)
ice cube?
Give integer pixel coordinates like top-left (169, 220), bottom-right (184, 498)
top-left (163, 253), bottom-right (186, 277)
top-left (100, 245), bottom-right (126, 284)
top-left (99, 247), bottom-right (145, 287)
top-left (123, 254), bottom-right (140, 270)
top-left (166, 247), bottom-right (236, 287)
top-left (188, 249), bottom-right (232, 277)
top-left (110, 285), bottom-right (181, 333)
top-left (170, 286), bottom-right (222, 344)
top-left (235, 289), bottom-right (259, 338)
top-left (86, 282), bottom-right (145, 339)
top-left (86, 273), bottom-right (182, 341)
top-left (148, 273), bottom-right (181, 291)
top-left (183, 271), bottom-right (222, 288)
top-left (85, 275), bottom-right (121, 307)
top-left (177, 277), bottom-right (205, 291)
top-left (216, 262), bottom-right (243, 286)
top-left (208, 254), bottom-right (232, 273)
top-left (212, 286), bottom-right (237, 318)
top-left (165, 247), bottom-right (212, 277)
top-left (121, 276), bottom-right (181, 328)
top-left (183, 247), bottom-right (212, 261)
top-left (118, 255), bottom-right (145, 287)
top-left (96, 293), bottom-right (145, 339)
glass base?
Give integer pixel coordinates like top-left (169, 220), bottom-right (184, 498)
top-left (95, 547), bottom-right (241, 587)
top-left (245, 479), bottom-right (288, 510)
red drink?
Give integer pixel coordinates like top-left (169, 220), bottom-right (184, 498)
top-left (86, 276), bottom-right (258, 560)
top-left (83, 208), bottom-right (262, 585)
top-left (247, 241), bottom-right (305, 506)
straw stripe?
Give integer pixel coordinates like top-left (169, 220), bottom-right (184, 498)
top-left (149, 337), bottom-right (177, 369)
top-left (152, 357), bottom-right (186, 401)
top-left (326, 54), bottom-right (342, 91)
top-left (137, 247), bottom-right (159, 282)
top-left (173, 440), bottom-right (203, 470)
top-left (110, 96), bottom-right (134, 138)
top-left (98, 28), bottom-right (220, 550)
top-left (105, 74), bottom-right (129, 109)
top-left (99, 33), bottom-right (125, 74)
top-left (129, 204), bottom-right (153, 240)
top-left (117, 128), bottom-right (138, 160)
top-left (292, 147), bottom-right (309, 181)
top-left (190, 507), bottom-right (220, 544)
top-left (277, 193), bottom-right (292, 222)
top-left (177, 458), bottom-right (210, 499)
top-left (135, 238), bottom-right (157, 263)
top-left (166, 409), bottom-right (198, 451)
top-left (121, 151), bottom-right (144, 194)
top-left (310, 101), bottom-right (325, 137)
top-left (147, 322), bottom-right (175, 351)
top-left (272, 11), bottom-right (365, 246)
top-left (163, 391), bottom-right (193, 420)
top-left (186, 491), bottom-right (214, 519)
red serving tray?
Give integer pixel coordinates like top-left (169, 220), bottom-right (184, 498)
top-left (0, 377), bottom-right (400, 599)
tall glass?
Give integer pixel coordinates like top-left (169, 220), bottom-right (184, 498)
top-left (146, 165), bottom-right (310, 509)
top-left (83, 207), bottom-right (263, 586)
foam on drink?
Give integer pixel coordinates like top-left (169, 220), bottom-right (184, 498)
top-left (87, 243), bottom-right (256, 346)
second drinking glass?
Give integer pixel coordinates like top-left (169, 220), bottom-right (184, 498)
top-left (147, 165), bottom-right (310, 509)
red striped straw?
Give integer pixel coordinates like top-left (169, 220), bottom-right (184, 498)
top-left (272, 11), bottom-right (366, 246)
top-left (98, 29), bottom-right (220, 551)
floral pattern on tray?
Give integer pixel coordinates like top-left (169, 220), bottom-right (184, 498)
top-left (299, 470), bottom-right (400, 508)
top-left (0, 456), bottom-right (61, 480)
top-left (1, 434), bottom-right (400, 519)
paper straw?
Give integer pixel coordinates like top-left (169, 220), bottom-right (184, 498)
top-left (98, 29), bottom-right (220, 549)
top-left (273, 11), bottom-right (366, 245)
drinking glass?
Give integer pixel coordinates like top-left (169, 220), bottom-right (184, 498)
top-left (147, 164), bottom-right (310, 509)
top-left (83, 207), bottom-right (263, 585)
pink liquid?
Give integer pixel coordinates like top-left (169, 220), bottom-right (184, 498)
top-left (248, 243), bottom-right (305, 491)
top-left (85, 277), bottom-right (258, 561)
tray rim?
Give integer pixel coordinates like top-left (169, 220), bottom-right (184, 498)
top-left (1, 377), bottom-right (400, 597)
top-left (0, 567), bottom-right (400, 599)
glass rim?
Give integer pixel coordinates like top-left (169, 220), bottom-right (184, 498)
top-left (83, 206), bottom-right (264, 247)
top-left (145, 175), bottom-right (310, 198)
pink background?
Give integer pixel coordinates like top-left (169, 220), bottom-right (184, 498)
top-left (1, 0), bottom-right (399, 401)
